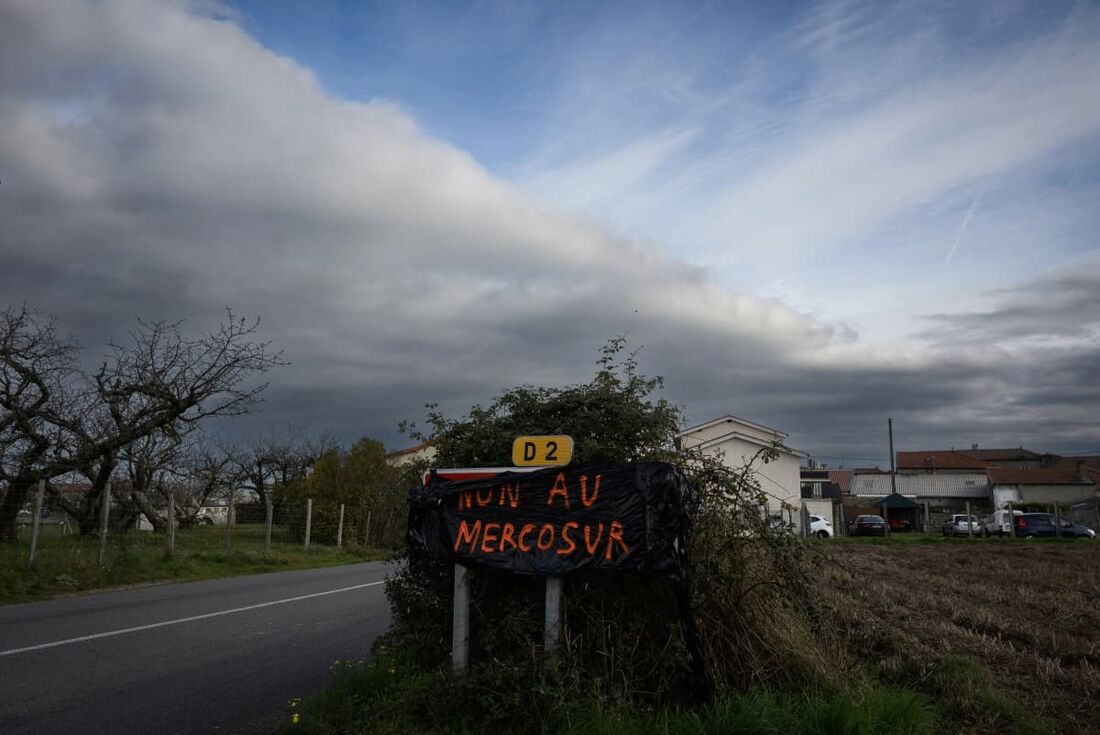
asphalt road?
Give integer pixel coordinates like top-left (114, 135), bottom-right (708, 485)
top-left (0, 562), bottom-right (393, 735)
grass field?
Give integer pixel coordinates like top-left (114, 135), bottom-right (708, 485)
top-left (0, 524), bottom-right (390, 605)
top-left (816, 538), bottom-right (1100, 733)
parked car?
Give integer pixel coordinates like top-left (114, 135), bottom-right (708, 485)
top-left (886, 516), bottom-right (912, 532)
top-left (1014, 513), bottom-right (1096, 539)
top-left (850, 515), bottom-right (886, 537)
top-left (809, 515), bottom-right (833, 538)
top-left (1013, 513), bottom-right (1057, 538)
top-left (942, 514), bottom-right (982, 537)
top-left (1060, 519), bottom-right (1097, 538)
top-left (984, 509), bottom-right (1021, 537)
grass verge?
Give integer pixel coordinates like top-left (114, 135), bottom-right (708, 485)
top-left (280, 654), bottom-right (938, 735)
top-left (0, 524), bottom-right (389, 605)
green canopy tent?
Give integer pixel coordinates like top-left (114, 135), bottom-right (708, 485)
top-left (875, 493), bottom-right (919, 532)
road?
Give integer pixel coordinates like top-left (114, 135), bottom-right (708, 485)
top-left (0, 562), bottom-right (392, 734)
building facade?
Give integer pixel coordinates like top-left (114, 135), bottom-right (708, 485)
top-left (676, 414), bottom-right (804, 529)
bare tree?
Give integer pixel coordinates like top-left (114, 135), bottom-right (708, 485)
top-left (0, 306), bottom-right (81, 539)
top-left (0, 306), bottom-right (283, 539)
top-left (234, 424), bottom-right (324, 507)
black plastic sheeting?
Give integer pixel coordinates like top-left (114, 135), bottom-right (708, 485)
top-left (407, 462), bottom-right (697, 578)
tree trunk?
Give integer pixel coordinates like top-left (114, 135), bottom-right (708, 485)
top-left (130, 492), bottom-right (167, 532)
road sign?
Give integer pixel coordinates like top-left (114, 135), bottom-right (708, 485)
top-left (511, 435), bottom-right (573, 466)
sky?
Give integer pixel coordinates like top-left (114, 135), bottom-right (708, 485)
top-left (1, 0), bottom-right (1099, 466)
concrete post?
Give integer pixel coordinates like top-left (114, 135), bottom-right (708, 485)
top-left (452, 564), bottom-right (470, 673)
top-left (1054, 501), bottom-right (1062, 538)
top-left (224, 489), bottom-right (233, 551)
top-left (304, 498), bottom-right (312, 550)
top-left (924, 501), bottom-right (931, 535)
top-left (336, 504), bottom-right (345, 548)
top-left (365, 510), bottom-right (372, 547)
top-left (966, 501), bottom-right (973, 539)
top-left (97, 482), bottom-right (112, 566)
top-left (545, 576), bottom-right (563, 655)
top-left (28, 479), bottom-right (45, 568)
top-left (263, 495), bottom-right (273, 551)
top-left (166, 487), bottom-right (176, 554)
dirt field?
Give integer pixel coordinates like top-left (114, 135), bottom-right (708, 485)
top-left (816, 539), bottom-right (1100, 733)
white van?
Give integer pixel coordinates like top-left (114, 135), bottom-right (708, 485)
top-left (985, 509), bottom-right (1022, 537)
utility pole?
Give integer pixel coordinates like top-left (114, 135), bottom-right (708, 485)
top-left (888, 418), bottom-right (897, 495)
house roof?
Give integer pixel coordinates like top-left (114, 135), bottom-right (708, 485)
top-left (960, 448), bottom-right (1042, 461)
top-left (386, 441), bottom-right (433, 459)
top-left (51, 482), bottom-right (92, 494)
top-left (987, 468), bottom-right (1095, 486)
top-left (687, 429), bottom-right (804, 458)
top-left (828, 470), bottom-right (854, 493)
top-left (897, 451), bottom-right (992, 470)
top-left (1050, 456), bottom-right (1100, 471)
top-left (677, 414), bottom-right (788, 440)
top-left (850, 473), bottom-right (991, 499)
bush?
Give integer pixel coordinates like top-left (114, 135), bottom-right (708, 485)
top-left (380, 339), bottom-right (842, 714)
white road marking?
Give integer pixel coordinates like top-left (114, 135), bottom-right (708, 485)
top-left (0, 580), bottom-right (384, 658)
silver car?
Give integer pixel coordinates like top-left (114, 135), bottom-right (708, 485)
top-left (942, 513), bottom-right (982, 537)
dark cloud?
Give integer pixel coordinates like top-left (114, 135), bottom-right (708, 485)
top-left (922, 263), bottom-right (1100, 343)
top-left (1, 0), bottom-right (1098, 468)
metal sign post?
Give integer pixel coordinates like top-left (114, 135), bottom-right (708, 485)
top-left (452, 564), bottom-right (471, 673)
top-left (434, 440), bottom-right (573, 674)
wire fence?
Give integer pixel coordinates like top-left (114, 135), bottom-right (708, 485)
top-left (2, 491), bottom-right (403, 583)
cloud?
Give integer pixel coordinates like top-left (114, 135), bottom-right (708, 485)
top-left (923, 263), bottom-right (1100, 344)
top-left (0, 0), bottom-right (1098, 465)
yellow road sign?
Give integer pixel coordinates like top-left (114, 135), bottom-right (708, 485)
top-left (511, 435), bottom-right (573, 467)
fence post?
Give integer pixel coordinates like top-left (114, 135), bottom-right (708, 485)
top-left (965, 501), bottom-right (973, 539)
top-left (452, 563), bottom-right (470, 673)
top-left (1055, 501), bottom-right (1062, 538)
top-left (224, 489), bottom-right (233, 551)
top-left (336, 504), bottom-right (345, 548)
top-left (1095, 504), bottom-right (1099, 535)
top-left (883, 505), bottom-right (890, 536)
top-left (304, 498), bottom-right (312, 550)
top-left (545, 576), bottom-right (563, 656)
top-left (97, 481), bottom-right (112, 566)
top-left (166, 487), bottom-right (176, 555)
top-left (27, 479), bottom-right (45, 568)
top-left (1007, 501), bottom-right (1015, 539)
top-left (924, 502), bottom-right (931, 534)
top-left (264, 495), bottom-right (273, 551)
top-left (365, 510), bottom-right (372, 547)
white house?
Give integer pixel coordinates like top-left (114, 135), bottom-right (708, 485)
top-left (675, 414), bottom-right (804, 530)
top-left (387, 441), bottom-right (438, 468)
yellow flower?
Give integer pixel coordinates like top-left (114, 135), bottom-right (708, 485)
top-left (291, 713), bottom-right (300, 724)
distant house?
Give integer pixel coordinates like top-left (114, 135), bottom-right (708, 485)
top-left (676, 414), bottom-right (804, 529)
top-left (799, 469), bottom-right (843, 529)
top-left (387, 441), bottom-right (437, 468)
top-left (849, 472), bottom-right (992, 511)
top-left (987, 467), bottom-right (1098, 508)
top-left (896, 451), bottom-right (992, 473)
